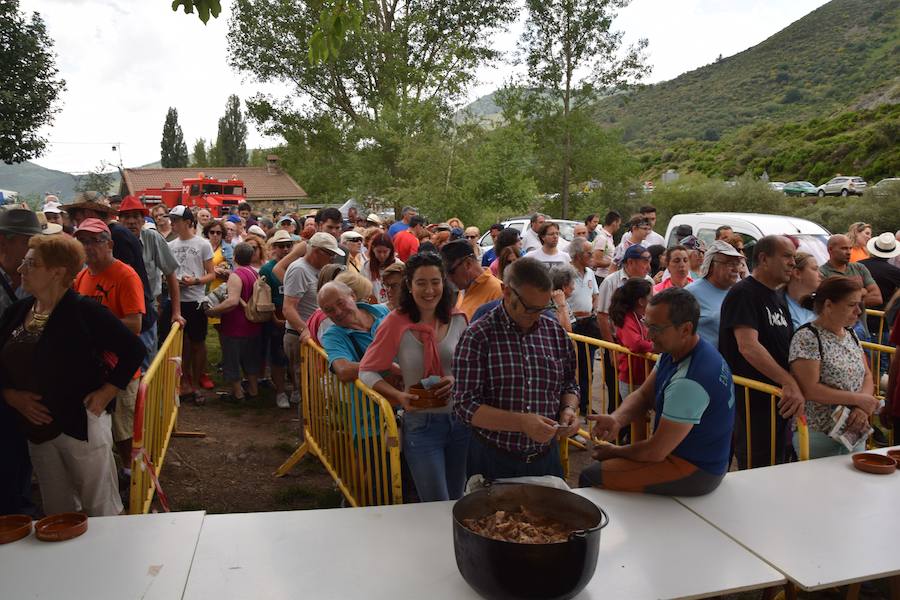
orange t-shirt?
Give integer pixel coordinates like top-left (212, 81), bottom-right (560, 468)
top-left (849, 247), bottom-right (869, 263)
top-left (75, 260), bottom-right (146, 379)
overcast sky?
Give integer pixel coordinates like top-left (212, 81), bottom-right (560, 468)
top-left (23, 0), bottom-right (830, 174)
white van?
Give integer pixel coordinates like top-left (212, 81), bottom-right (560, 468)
top-left (664, 212), bottom-right (831, 268)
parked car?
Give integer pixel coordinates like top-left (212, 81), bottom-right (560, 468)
top-left (477, 217), bottom-right (581, 252)
top-left (664, 212), bottom-right (830, 270)
top-left (782, 181), bottom-right (818, 197)
top-left (768, 182), bottom-right (786, 192)
top-left (817, 176), bottom-right (867, 197)
top-left (872, 178), bottom-right (900, 197)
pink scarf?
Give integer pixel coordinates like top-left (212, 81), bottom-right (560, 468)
top-left (358, 308), bottom-right (467, 378)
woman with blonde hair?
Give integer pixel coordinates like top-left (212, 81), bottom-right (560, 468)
top-left (848, 222), bottom-right (872, 263)
top-left (785, 251), bottom-right (821, 329)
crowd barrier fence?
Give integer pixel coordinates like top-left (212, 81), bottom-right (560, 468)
top-left (275, 340), bottom-right (403, 507)
top-left (129, 324), bottom-right (183, 515)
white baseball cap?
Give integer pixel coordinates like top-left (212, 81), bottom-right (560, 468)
top-left (168, 205), bottom-right (192, 219)
top-left (42, 201), bottom-right (63, 214)
top-left (308, 232), bottom-right (345, 256)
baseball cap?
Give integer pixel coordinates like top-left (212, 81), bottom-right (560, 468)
top-left (226, 214), bottom-right (242, 224)
top-left (440, 239), bottom-right (475, 270)
top-left (700, 240), bottom-right (744, 277)
top-left (680, 235), bottom-right (705, 252)
top-left (75, 218), bottom-right (110, 235)
top-left (341, 230), bottom-right (363, 244)
top-left (247, 224), bottom-right (266, 237)
top-left (267, 229), bottom-right (294, 245)
top-left (42, 201), bottom-right (63, 214)
top-left (168, 205), bottom-right (194, 221)
top-left (308, 232), bottom-right (345, 256)
top-left (277, 216), bottom-right (295, 226)
top-left (622, 244), bottom-right (650, 261)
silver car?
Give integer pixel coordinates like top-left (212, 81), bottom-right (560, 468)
top-left (816, 176), bottom-right (867, 197)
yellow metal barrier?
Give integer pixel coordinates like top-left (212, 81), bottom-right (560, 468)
top-left (275, 340), bottom-right (403, 507)
top-left (564, 332), bottom-right (787, 473)
top-left (129, 323), bottom-right (183, 514)
top-left (866, 308), bottom-right (887, 348)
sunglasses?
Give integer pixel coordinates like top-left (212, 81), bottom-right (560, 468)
top-left (510, 286), bottom-right (554, 314)
top-left (465, 235), bottom-right (478, 240)
top-left (208, 230), bottom-right (223, 235)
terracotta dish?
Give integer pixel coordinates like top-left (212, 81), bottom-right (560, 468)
top-left (852, 453), bottom-right (897, 475)
top-left (35, 512), bottom-right (88, 542)
top-left (408, 385), bottom-right (447, 409)
top-left (0, 514), bottom-right (33, 544)
top-left (887, 449), bottom-right (900, 467)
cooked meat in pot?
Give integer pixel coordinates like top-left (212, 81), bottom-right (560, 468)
top-left (462, 506), bottom-right (575, 544)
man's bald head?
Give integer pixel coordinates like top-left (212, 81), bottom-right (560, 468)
top-left (828, 234), bottom-right (850, 250)
top-left (317, 281), bottom-right (361, 329)
top-left (827, 234), bottom-right (852, 266)
top-left (317, 280), bottom-right (353, 304)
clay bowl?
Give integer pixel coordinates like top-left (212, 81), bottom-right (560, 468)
top-left (887, 449), bottom-right (900, 467)
top-left (0, 514), bottom-right (33, 544)
top-left (35, 512), bottom-right (88, 542)
top-left (852, 453), bottom-right (897, 475)
top-left (408, 385), bottom-right (447, 410)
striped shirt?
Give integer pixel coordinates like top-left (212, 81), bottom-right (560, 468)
top-left (452, 302), bottom-right (579, 456)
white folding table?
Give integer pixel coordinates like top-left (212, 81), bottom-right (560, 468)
top-left (0, 510), bottom-right (205, 600)
top-left (677, 446), bottom-right (900, 591)
top-left (183, 488), bottom-right (784, 600)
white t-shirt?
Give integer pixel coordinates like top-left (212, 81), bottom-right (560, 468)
top-left (522, 227), bottom-right (542, 254)
top-left (168, 235), bottom-right (214, 302)
top-left (528, 248), bottom-right (571, 268)
top-left (592, 228), bottom-right (616, 277)
top-left (569, 266), bottom-right (600, 314)
top-left (620, 229), bottom-right (665, 248)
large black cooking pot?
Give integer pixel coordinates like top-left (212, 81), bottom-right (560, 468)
top-left (452, 484), bottom-right (608, 600)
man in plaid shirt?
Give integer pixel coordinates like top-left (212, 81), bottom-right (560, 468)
top-left (452, 257), bottom-right (581, 479)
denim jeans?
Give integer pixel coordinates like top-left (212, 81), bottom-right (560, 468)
top-left (401, 411), bottom-right (470, 502)
top-left (466, 433), bottom-right (564, 481)
top-left (139, 324), bottom-right (158, 373)
top-left (792, 429), bottom-right (864, 459)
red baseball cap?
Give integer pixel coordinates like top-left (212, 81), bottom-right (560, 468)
top-left (75, 218), bottom-right (110, 235)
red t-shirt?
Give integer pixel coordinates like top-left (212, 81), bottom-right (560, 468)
top-left (75, 260), bottom-right (145, 379)
top-left (393, 229), bottom-right (420, 262)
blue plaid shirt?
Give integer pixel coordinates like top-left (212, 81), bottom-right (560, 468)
top-left (452, 302), bottom-right (579, 456)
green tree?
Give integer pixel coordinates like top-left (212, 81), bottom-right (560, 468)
top-left (73, 164), bottom-right (116, 194)
top-left (215, 95), bottom-right (247, 167)
top-left (0, 1), bottom-right (65, 164)
top-left (513, 0), bottom-right (649, 217)
top-left (170, 0), bottom-right (221, 24)
top-left (228, 0), bottom-right (516, 213)
top-left (191, 137), bottom-right (208, 167)
top-left (160, 107), bottom-right (189, 168)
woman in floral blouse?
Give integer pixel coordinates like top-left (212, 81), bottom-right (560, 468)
top-left (789, 276), bottom-right (879, 458)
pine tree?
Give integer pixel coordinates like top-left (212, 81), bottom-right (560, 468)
top-left (160, 107), bottom-right (189, 167)
top-left (215, 95), bottom-right (248, 167)
top-left (191, 138), bottom-right (208, 167)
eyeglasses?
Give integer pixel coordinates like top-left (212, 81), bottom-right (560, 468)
top-left (208, 230), bottom-right (223, 235)
top-left (509, 286), bottom-right (555, 314)
top-left (465, 235), bottom-right (478, 240)
top-left (640, 317), bottom-right (676, 336)
top-left (448, 256), bottom-right (473, 274)
top-left (712, 259), bottom-right (743, 270)
top-left (77, 237), bottom-right (108, 247)
top-left (19, 257), bottom-right (43, 270)
top-left (273, 243), bottom-right (293, 249)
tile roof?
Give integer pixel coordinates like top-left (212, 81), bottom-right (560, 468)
top-left (121, 167), bottom-right (308, 202)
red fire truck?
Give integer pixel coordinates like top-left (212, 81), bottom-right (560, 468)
top-left (137, 174), bottom-right (246, 217)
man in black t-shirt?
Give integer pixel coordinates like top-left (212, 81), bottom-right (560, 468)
top-left (719, 235), bottom-right (804, 469)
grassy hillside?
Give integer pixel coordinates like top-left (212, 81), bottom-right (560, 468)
top-left (595, 0), bottom-right (899, 147)
top-left (0, 161), bottom-right (78, 200)
top-left (639, 103), bottom-right (900, 182)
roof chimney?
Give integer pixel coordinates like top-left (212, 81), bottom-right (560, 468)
top-left (266, 154), bottom-right (280, 175)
